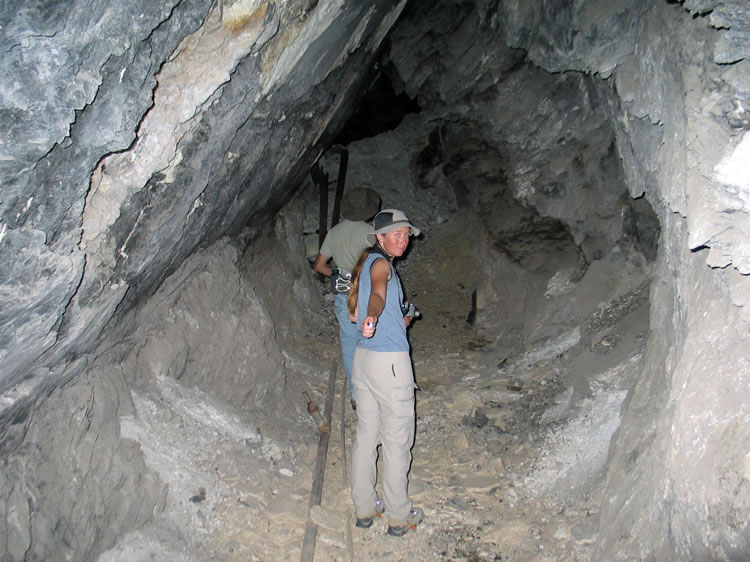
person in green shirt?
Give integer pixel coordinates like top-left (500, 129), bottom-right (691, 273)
top-left (313, 187), bottom-right (381, 409)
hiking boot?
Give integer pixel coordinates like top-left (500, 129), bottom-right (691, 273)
top-left (386, 506), bottom-right (424, 537)
top-left (355, 498), bottom-right (384, 529)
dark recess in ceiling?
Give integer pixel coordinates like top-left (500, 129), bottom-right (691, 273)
top-left (333, 70), bottom-right (421, 145)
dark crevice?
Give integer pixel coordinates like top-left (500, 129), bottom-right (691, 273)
top-left (333, 70), bottom-right (421, 145)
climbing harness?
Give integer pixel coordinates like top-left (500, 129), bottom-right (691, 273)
top-left (331, 267), bottom-right (352, 293)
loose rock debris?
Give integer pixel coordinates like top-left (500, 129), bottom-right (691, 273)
top-left (101, 211), bottom-right (649, 561)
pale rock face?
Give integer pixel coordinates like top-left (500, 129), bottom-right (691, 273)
top-left (0, 0), bottom-right (403, 392)
top-left (0, 1), bottom-right (405, 558)
top-left (1, 0), bottom-right (749, 559)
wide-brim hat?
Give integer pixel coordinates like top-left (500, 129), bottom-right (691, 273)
top-left (366, 209), bottom-right (421, 245)
top-left (340, 187), bottom-right (381, 221)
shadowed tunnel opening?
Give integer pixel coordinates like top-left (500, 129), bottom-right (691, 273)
top-left (333, 70), bottom-right (422, 146)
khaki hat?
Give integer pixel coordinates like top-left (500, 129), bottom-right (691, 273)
top-left (366, 209), bottom-right (420, 245)
top-left (340, 187), bottom-right (381, 221)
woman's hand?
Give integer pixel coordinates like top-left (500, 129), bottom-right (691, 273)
top-left (362, 315), bottom-right (378, 338)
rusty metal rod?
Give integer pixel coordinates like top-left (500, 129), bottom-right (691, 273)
top-left (329, 146), bottom-right (348, 228)
top-left (300, 361), bottom-right (338, 562)
top-left (340, 374), bottom-right (348, 484)
top-left (311, 162), bottom-right (329, 250)
top-left (342, 374), bottom-right (354, 559)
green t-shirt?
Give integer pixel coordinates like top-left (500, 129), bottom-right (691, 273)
top-left (319, 219), bottom-right (374, 274)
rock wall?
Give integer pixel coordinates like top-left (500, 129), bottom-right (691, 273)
top-left (0, 202), bottom-right (323, 561)
top-left (0, 367), bottom-right (165, 560)
top-left (1, 1), bottom-right (405, 559)
top-left (595, 3), bottom-right (750, 557)
top-left (125, 239), bottom-right (288, 409)
top-left (385, 0), bottom-right (750, 557)
top-left (117, 197), bottom-right (320, 412)
top-left (0, 0), bottom-right (407, 398)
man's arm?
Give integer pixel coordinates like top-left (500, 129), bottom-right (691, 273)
top-left (313, 252), bottom-right (333, 277)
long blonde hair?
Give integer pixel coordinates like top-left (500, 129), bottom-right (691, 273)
top-left (347, 248), bottom-right (371, 318)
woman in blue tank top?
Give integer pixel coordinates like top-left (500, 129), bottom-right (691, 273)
top-left (346, 209), bottom-right (425, 537)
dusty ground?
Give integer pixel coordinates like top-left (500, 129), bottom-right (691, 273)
top-left (100, 209), bottom-right (649, 561)
top-left (299, 212), bottom-right (649, 562)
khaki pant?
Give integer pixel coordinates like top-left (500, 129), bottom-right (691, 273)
top-left (351, 348), bottom-right (417, 523)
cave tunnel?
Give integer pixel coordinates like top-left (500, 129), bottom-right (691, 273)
top-left (1, 0), bottom-right (749, 560)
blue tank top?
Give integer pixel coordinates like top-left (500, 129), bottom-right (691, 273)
top-left (356, 252), bottom-right (409, 352)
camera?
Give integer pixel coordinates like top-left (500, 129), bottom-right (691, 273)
top-left (401, 301), bottom-right (421, 319)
